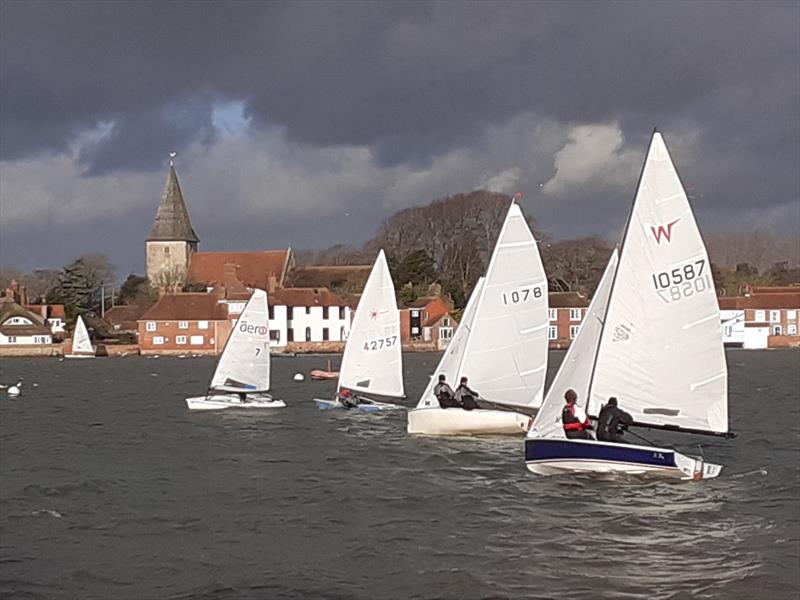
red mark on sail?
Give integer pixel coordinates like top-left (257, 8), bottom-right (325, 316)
top-left (369, 309), bottom-right (379, 320)
top-left (650, 219), bottom-right (680, 244)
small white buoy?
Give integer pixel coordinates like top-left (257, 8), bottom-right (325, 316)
top-left (293, 373), bottom-right (305, 382)
top-left (8, 382), bottom-right (21, 397)
top-left (32, 383), bottom-right (39, 388)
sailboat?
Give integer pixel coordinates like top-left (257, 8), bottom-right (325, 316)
top-left (313, 249), bottom-right (404, 412)
top-left (525, 131), bottom-right (732, 480)
top-left (185, 289), bottom-right (285, 411)
top-left (407, 200), bottom-right (549, 435)
top-left (64, 315), bottom-right (95, 358)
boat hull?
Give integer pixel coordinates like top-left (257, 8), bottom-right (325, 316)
top-left (525, 438), bottom-right (722, 480)
top-left (313, 397), bottom-right (403, 413)
top-left (63, 354), bottom-right (95, 359)
top-left (407, 407), bottom-right (532, 436)
top-left (185, 393), bottom-right (286, 411)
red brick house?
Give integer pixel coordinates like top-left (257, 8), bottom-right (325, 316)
top-left (548, 292), bottom-right (589, 349)
top-left (138, 293), bottom-right (232, 355)
top-left (718, 285), bottom-right (800, 349)
top-left (400, 295), bottom-right (457, 350)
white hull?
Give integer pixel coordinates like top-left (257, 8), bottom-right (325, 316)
top-left (525, 438), bottom-right (723, 481)
top-left (407, 407), bottom-right (531, 436)
top-left (185, 393), bottom-right (286, 411)
top-left (314, 397), bottom-right (404, 413)
top-left (64, 354), bottom-right (95, 359)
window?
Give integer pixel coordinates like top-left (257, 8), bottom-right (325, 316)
top-left (339, 307), bottom-right (345, 319)
top-left (569, 325), bottom-right (580, 339)
top-left (549, 309), bottom-right (557, 321)
top-left (770, 310), bottom-right (781, 323)
top-left (411, 326), bottom-right (419, 335)
top-left (153, 336), bottom-right (164, 345)
top-left (340, 326), bottom-right (346, 340)
top-left (754, 310), bottom-right (766, 322)
top-left (8, 336), bottom-right (16, 343)
top-left (198, 321), bottom-right (209, 330)
top-left (287, 307), bottom-right (294, 320)
top-left (268, 306), bottom-right (275, 320)
top-left (306, 307), bottom-right (311, 315)
top-left (146, 322), bottom-right (156, 332)
top-left (190, 335), bottom-right (204, 345)
top-left (549, 326), bottom-right (558, 340)
top-left (772, 325), bottom-right (782, 336)
top-left (788, 324), bottom-right (797, 335)
top-left (442, 317), bottom-right (450, 327)
top-left (569, 309), bottom-right (582, 321)
top-left (164, 247), bottom-right (169, 254)
top-left (176, 335), bottom-right (187, 345)
top-left (178, 321), bottom-right (189, 329)
top-left (411, 310), bottom-right (419, 317)
top-left (723, 325), bottom-right (733, 337)
top-left (788, 310), bottom-right (797, 321)
top-left (439, 327), bottom-right (453, 340)
top-left (322, 327), bottom-right (329, 341)
top-left (323, 306), bottom-right (329, 319)
top-left (270, 330), bottom-right (280, 342)
top-left (305, 327), bottom-right (311, 341)
top-left (287, 328), bottom-right (294, 342)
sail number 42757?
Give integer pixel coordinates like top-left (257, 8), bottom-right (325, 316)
top-left (363, 335), bottom-right (398, 351)
top-left (501, 284), bottom-right (544, 306)
top-left (652, 259), bottom-right (711, 303)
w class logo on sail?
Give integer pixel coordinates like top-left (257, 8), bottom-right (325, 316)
top-left (649, 219), bottom-right (680, 244)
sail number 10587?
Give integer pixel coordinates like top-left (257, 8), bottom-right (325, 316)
top-left (652, 258), bottom-right (711, 303)
top-left (501, 284), bottom-right (544, 306)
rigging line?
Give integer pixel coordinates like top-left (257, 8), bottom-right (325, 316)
top-left (626, 428), bottom-right (656, 446)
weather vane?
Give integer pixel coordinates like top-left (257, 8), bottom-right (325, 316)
top-left (169, 151), bottom-right (177, 166)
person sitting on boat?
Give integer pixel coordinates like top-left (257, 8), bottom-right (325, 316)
top-left (455, 376), bottom-right (480, 411)
top-left (596, 397), bottom-right (634, 443)
top-left (562, 389), bottom-right (592, 439)
top-left (238, 392), bottom-right (247, 404)
top-left (336, 388), bottom-right (358, 409)
top-left (434, 374), bottom-right (458, 408)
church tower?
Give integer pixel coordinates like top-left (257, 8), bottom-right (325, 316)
top-left (146, 155), bottom-right (199, 289)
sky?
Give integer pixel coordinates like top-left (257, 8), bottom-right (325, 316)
top-left (1, 0), bottom-right (798, 278)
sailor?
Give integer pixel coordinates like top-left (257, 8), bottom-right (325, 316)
top-left (336, 387), bottom-right (358, 409)
top-left (562, 389), bottom-right (592, 439)
top-left (238, 392), bottom-right (247, 404)
top-left (433, 374), bottom-right (458, 408)
top-left (454, 376), bottom-right (480, 410)
top-left (596, 397), bottom-right (634, 443)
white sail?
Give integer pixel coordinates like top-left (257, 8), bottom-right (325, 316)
top-left (457, 202), bottom-right (549, 408)
top-left (528, 249), bottom-right (618, 439)
top-left (72, 315), bottom-right (94, 355)
top-left (210, 289), bottom-right (271, 393)
top-left (338, 249), bottom-right (404, 397)
top-left (416, 277), bottom-right (485, 408)
top-left (589, 132), bottom-right (728, 433)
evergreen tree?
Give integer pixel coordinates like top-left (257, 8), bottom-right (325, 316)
top-left (52, 255), bottom-right (115, 317)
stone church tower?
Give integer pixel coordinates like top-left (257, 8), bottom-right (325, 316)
top-left (146, 156), bottom-right (199, 289)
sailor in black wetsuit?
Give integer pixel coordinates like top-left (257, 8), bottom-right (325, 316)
top-left (336, 388), bottom-right (358, 409)
top-left (454, 376), bottom-right (480, 410)
top-left (433, 374), bottom-right (458, 408)
top-left (596, 397), bottom-right (634, 443)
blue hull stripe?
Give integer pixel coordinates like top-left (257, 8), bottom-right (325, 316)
top-left (525, 439), bottom-right (677, 469)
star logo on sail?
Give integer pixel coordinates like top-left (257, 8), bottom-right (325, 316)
top-left (649, 219), bottom-right (680, 244)
top-left (369, 309), bottom-right (387, 320)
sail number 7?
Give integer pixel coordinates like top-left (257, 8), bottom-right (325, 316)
top-left (363, 335), bottom-right (398, 351)
top-left (501, 284), bottom-right (544, 306)
top-left (652, 259), bottom-right (710, 303)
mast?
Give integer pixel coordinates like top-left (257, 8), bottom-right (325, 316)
top-left (585, 130), bottom-right (658, 415)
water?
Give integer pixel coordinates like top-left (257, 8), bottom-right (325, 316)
top-left (0, 350), bottom-right (798, 599)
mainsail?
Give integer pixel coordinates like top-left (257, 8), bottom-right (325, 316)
top-left (588, 132), bottom-right (728, 433)
top-left (456, 201), bottom-right (549, 408)
top-left (72, 315), bottom-right (93, 355)
top-left (529, 249), bottom-right (618, 439)
top-left (338, 249), bottom-right (404, 398)
top-left (210, 289), bottom-right (271, 393)
top-left (416, 277), bottom-right (485, 408)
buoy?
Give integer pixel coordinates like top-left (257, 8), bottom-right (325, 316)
top-left (8, 382), bottom-right (21, 397)
top-left (293, 373), bottom-right (305, 382)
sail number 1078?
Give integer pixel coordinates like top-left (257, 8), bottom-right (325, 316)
top-left (501, 284), bottom-right (544, 306)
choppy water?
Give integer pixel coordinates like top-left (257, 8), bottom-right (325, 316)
top-left (0, 350), bottom-right (798, 599)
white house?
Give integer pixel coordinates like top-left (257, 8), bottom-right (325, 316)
top-left (0, 301), bottom-right (53, 345)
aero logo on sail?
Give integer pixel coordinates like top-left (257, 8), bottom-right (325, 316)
top-left (649, 219), bottom-right (680, 244)
top-left (239, 320), bottom-right (269, 336)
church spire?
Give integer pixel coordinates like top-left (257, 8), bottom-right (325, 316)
top-left (147, 154), bottom-right (199, 243)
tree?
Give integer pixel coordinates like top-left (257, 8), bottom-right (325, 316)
top-left (20, 269), bottom-right (61, 301)
top-left (393, 249), bottom-right (437, 288)
top-left (117, 274), bottom-right (157, 306)
top-left (540, 236), bottom-right (612, 295)
top-left (51, 255), bottom-right (116, 317)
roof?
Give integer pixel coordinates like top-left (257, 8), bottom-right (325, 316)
top-left (22, 304), bottom-right (66, 320)
top-left (147, 164), bottom-right (199, 242)
top-left (270, 287), bottom-right (349, 307)
top-left (718, 293), bottom-right (800, 310)
top-left (104, 305), bottom-right (148, 325)
top-left (408, 295), bottom-right (453, 310)
top-left (188, 250), bottom-right (291, 288)
top-left (0, 299), bottom-right (51, 335)
top-left (748, 285), bottom-right (800, 295)
top-left (286, 265), bottom-right (372, 291)
top-left (423, 312), bottom-right (455, 327)
top-left (549, 291), bottom-right (589, 308)
top-left (138, 293), bottom-right (228, 321)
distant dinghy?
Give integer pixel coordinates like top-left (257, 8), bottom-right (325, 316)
top-left (185, 289), bottom-right (285, 411)
top-left (525, 131), bottom-right (732, 481)
top-left (407, 200), bottom-right (549, 435)
top-left (313, 250), bottom-right (405, 412)
top-left (64, 315), bottom-right (96, 359)
top-left (310, 359), bottom-right (339, 380)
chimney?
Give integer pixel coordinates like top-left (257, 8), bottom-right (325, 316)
top-left (19, 285), bottom-right (28, 306)
top-left (268, 274), bottom-right (277, 294)
top-left (40, 305), bottom-right (47, 319)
